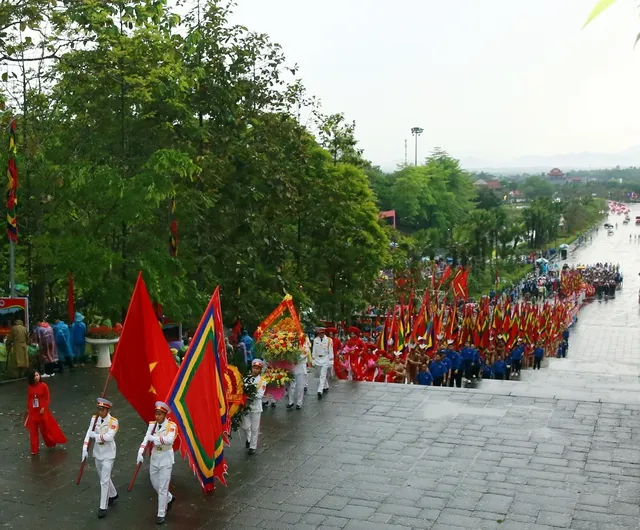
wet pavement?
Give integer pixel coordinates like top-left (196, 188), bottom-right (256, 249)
top-left (2, 213), bottom-right (640, 530)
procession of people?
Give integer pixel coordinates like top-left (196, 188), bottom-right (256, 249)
top-left (8, 241), bottom-right (619, 525)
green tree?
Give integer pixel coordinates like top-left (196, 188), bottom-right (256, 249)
top-left (522, 175), bottom-right (554, 201)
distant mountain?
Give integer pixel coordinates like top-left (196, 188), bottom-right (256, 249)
top-left (461, 147), bottom-right (640, 175)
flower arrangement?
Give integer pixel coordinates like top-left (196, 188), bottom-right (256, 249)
top-left (228, 373), bottom-right (258, 433)
top-left (86, 326), bottom-right (121, 340)
top-left (263, 367), bottom-right (293, 388)
top-left (258, 326), bottom-right (303, 365)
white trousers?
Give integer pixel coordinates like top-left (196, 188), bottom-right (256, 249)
top-left (288, 372), bottom-right (305, 406)
top-left (95, 458), bottom-right (117, 510)
top-left (240, 411), bottom-right (261, 450)
top-left (316, 364), bottom-right (329, 393)
top-left (150, 463), bottom-right (173, 517)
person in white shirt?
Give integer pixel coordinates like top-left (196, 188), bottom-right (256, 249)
top-left (286, 336), bottom-right (310, 410)
top-left (136, 401), bottom-right (177, 525)
top-left (241, 359), bottom-right (267, 454)
top-left (82, 397), bottom-right (119, 519)
top-left (312, 328), bottom-right (333, 399)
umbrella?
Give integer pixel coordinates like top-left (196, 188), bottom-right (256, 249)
top-left (559, 244), bottom-right (569, 250)
top-left (535, 258), bottom-right (549, 264)
top-left (576, 265), bottom-right (586, 270)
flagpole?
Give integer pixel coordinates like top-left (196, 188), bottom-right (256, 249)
top-left (9, 241), bottom-right (15, 296)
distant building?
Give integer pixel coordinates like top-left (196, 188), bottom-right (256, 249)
top-left (547, 167), bottom-right (567, 185)
top-left (474, 179), bottom-right (502, 190)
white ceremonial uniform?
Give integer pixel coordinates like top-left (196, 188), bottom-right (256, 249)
top-left (303, 336), bottom-right (311, 390)
top-left (84, 414), bottom-right (119, 510)
top-left (140, 420), bottom-right (177, 518)
top-left (241, 375), bottom-right (267, 449)
top-left (312, 336), bottom-right (333, 394)
top-left (288, 349), bottom-right (308, 407)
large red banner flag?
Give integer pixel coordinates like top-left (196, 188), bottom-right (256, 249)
top-left (109, 272), bottom-right (178, 424)
top-left (166, 287), bottom-right (229, 493)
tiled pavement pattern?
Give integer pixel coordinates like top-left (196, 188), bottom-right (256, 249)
top-left (2, 217), bottom-right (640, 529)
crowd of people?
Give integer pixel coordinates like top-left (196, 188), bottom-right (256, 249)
top-left (2, 312), bottom-right (88, 379)
top-left (569, 263), bottom-right (622, 298)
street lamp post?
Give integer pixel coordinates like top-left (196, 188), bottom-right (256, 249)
top-left (411, 127), bottom-right (424, 166)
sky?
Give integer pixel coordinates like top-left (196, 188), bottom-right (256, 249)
top-left (222, 0), bottom-right (640, 171)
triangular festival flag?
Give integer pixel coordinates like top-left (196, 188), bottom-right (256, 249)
top-left (166, 287), bottom-right (229, 492)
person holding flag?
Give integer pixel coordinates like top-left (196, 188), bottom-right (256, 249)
top-left (82, 398), bottom-right (119, 519)
top-left (136, 401), bottom-right (177, 525)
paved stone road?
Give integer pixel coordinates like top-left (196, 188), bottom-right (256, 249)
top-left (1, 214), bottom-right (640, 530)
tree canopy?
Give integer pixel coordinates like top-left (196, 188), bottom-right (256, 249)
top-left (0, 0), bottom-right (607, 328)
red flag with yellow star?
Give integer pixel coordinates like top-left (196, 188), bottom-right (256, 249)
top-left (110, 272), bottom-right (178, 424)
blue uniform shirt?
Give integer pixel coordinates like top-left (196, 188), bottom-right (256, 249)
top-left (416, 371), bottom-right (434, 386)
top-left (510, 345), bottom-right (524, 361)
top-left (429, 360), bottom-right (445, 379)
top-left (493, 360), bottom-right (507, 376)
top-left (461, 347), bottom-right (475, 362)
top-left (534, 347), bottom-right (544, 359)
top-left (441, 357), bottom-right (452, 374)
top-left (446, 350), bottom-right (461, 370)
top-left (481, 364), bottom-right (492, 378)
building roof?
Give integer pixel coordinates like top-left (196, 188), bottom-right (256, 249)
top-left (548, 168), bottom-right (565, 178)
top-left (473, 179), bottom-right (488, 187)
top-left (486, 180), bottom-right (502, 190)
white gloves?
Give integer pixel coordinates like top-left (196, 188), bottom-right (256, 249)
top-left (136, 452), bottom-right (144, 465)
top-left (82, 448), bottom-right (88, 461)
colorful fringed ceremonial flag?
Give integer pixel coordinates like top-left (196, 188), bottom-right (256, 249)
top-left (437, 265), bottom-right (451, 291)
top-left (166, 287), bottom-right (229, 492)
top-left (396, 303), bottom-right (405, 355)
top-left (451, 267), bottom-right (469, 300)
top-left (110, 272), bottom-right (178, 424)
top-left (7, 119), bottom-right (18, 243)
top-left (409, 288), bottom-right (430, 344)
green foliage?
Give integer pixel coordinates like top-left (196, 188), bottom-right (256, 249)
top-left (521, 176), bottom-right (554, 200)
top-left (390, 150), bottom-right (476, 236)
top-left (0, 0), bottom-right (389, 330)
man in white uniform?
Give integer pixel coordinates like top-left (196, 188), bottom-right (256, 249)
top-left (82, 397), bottom-right (119, 519)
top-left (137, 401), bottom-right (177, 525)
top-left (286, 336), bottom-right (310, 410)
top-left (312, 328), bottom-right (333, 399)
top-left (241, 358), bottom-right (267, 454)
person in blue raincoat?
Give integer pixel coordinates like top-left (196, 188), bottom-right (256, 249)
top-left (71, 312), bottom-right (87, 363)
top-left (53, 319), bottom-right (74, 371)
top-left (240, 330), bottom-right (254, 360)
